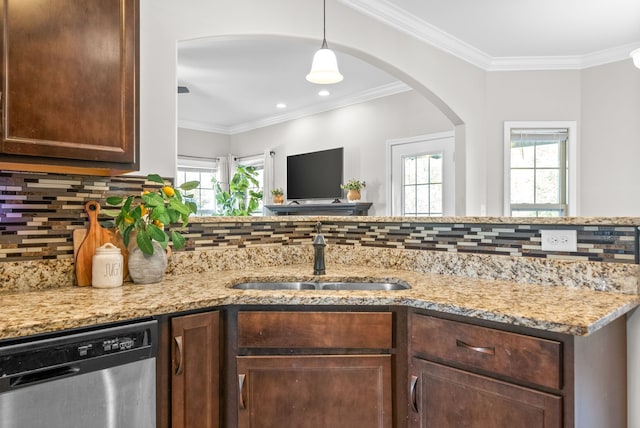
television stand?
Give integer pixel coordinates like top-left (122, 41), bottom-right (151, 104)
top-left (266, 202), bottom-right (372, 216)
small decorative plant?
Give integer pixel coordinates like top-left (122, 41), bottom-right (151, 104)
top-left (104, 174), bottom-right (199, 255)
top-left (340, 179), bottom-right (366, 191)
top-left (271, 187), bottom-right (285, 205)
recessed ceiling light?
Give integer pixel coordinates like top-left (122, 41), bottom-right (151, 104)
top-left (276, 103), bottom-right (287, 109)
top-left (318, 90), bottom-right (330, 97)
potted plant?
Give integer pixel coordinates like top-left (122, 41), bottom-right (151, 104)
top-left (212, 165), bottom-right (263, 216)
top-left (271, 188), bottom-right (284, 204)
top-left (104, 174), bottom-right (199, 283)
top-left (341, 179), bottom-right (366, 202)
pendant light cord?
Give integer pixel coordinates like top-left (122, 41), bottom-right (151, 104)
top-left (321, 0), bottom-right (328, 49)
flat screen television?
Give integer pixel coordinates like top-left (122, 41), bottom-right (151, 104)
top-left (287, 147), bottom-right (344, 200)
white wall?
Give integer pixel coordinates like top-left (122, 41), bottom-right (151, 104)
top-left (581, 61), bottom-right (640, 216)
top-left (228, 90), bottom-right (452, 215)
top-left (178, 128), bottom-right (230, 158)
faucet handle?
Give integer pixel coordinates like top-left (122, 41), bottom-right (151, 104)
top-left (315, 222), bottom-right (322, 233)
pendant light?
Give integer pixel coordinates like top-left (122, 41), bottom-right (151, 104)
top-left (306, 0), bottom-right (343, 84)
top-left (631, 48), bottom-right (640, 69)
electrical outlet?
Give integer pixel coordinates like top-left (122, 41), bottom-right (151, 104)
top-left (540, 229), bottom-right (577, 252)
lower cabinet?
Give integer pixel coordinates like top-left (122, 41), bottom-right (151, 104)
top-left (171, 311), bottom-right (220, 428)
top-left (237, 355), bottom-right (392, 428)
top-left (233, 310), bottom-right (395, 428)
top-left (410, 358), bottom-right (562, 427)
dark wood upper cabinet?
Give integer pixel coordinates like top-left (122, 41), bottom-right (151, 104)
top-left (0, 0), bottom-right (139, 175)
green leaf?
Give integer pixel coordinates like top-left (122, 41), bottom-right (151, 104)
top-left (171, 231), bottom-right (186, 250)
top-left (147, 174), bottom-right (164, 184)
top-left (179, 180), bottom-right (200, 191)
top-left (136, 230), bottom-right (154, 255)
top-left (123, 196), bottom-right (134, 211)
top-left (168, 208), bottom-right (181, 223)
top-left (186, 201), bottom-right (198, 215)
top-left (122, 225), bottom-right (133, 247)
top-left (106, 196), bottom-right (124, 206)
top-left (101, 208), bottom-right (122, 217)
top-left (156, 211), bottom-right (172, 225)
top-left (147, 223), bottom-right (167, 242)
top-left (169, 198), bottom-right (191, 215)
top-left (142, 192), bottom-right (165, 207)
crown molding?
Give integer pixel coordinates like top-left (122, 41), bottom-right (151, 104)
top-left (179, 81), bottom-right (411, 135)
top-left (341, 0), bottom-right (491, 69)
top-left (340, 0), bottom-right (640, 71)
top-left (178, 119), bottom-right (231, 135)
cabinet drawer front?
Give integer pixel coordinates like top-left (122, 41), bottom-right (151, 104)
top-left (411, 315), bottom-right (561, 389)
top-left (238, 311), bottom-right (393, 349)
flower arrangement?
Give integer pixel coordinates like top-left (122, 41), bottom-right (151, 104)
top-left (271, 188), bottom-right (284, 196)
top-left (104, 174), bottom-right (199, 255)
top-left (340, 179), bottom-right (366, 191)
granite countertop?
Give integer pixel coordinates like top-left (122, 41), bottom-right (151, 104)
top-left (1, 264), bottom-right (638, 341)
top-left (190, 215), bottom-right (640, 226)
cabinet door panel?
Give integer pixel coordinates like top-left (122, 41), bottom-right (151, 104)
top-left (237, 355), bottom-right (392, 428)
top-left (172, 311), bottom-right (220, 428)
top-left (0, 0), bottom-right (137, 167)
top-left (410, 358), bottom-right (562, 428)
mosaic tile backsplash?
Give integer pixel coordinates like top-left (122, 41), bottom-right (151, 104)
top-left (0, 171), bottom-right (638, 265)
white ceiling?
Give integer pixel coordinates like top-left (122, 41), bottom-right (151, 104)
top-left (177, 0), bottom-right (640, 134)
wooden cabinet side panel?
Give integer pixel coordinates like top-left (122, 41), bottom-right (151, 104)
top-left (237, 355), bottom-right (392, 428)
top-left (1, 0), bottom-right (138, 165)
top-left (171, 311), bottom-right (220, 428)
top-left (410, 358), bottom-right (562, 428)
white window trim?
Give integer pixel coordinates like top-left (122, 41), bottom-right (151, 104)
top-left (503, 121), bottom-right (578, 216)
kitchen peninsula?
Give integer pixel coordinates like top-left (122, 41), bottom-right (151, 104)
top-left (1, 209), bottom-right (639, 428)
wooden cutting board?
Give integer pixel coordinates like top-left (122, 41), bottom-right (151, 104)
top-left (74, 201), bottom-right (128, 286)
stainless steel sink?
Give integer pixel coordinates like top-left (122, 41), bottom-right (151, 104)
top-left (319, 282), bottom-right (409, 291)
top-left (232, 282), bottom-right (317, 290)
top-left (232, 281), bottom-right (410, 291)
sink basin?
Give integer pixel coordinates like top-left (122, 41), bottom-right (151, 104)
top-left (319, 282), bottom-right (409, 291)
top-left (232, 282), bottom-right (317, 290)
top-left (232, 281), bottom-right (410, 291)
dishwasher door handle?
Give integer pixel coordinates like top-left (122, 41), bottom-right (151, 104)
top-left (10, 365), bottom-right (80, 389)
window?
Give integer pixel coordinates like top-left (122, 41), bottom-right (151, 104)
top-left (403, 153), bottom-right (443, 216)
top-left (504, 122), bottom-right (578, 217)
top-left (388, 132), bottom-right (455, 217)
top-left (176, 157), bottom-right (218, 216)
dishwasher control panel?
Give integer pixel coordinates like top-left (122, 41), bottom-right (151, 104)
top-left (0, 320), bottom-right (156, 378)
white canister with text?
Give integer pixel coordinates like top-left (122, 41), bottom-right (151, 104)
top-left (92, 243), bottom-right (124, 288)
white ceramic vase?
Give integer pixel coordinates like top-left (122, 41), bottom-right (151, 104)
top-left (127, 241), bottom-right (167, 284)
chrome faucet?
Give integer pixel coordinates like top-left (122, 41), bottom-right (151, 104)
top-left (313, 222), bottom-right (326, 275)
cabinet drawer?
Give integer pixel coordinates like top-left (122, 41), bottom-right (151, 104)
top-left (411, 314), bottom-right (562, 390)
top-left (238, 311), bottom-right (393, 349)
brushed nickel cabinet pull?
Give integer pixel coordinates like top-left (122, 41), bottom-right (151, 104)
top-left (456, 339), bottom-right (495, 355)
top-left (410, 375), bottom-right (419, 413)
top-left (238, 374), bottom-right (247, 410)
top-left (174, 336), bottom-right (184, 376)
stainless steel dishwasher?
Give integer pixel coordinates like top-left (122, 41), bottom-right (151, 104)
top-left (0, 318), bottom-right (157, 428)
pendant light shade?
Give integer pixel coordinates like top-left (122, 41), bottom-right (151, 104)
top-left (306, 0), bottom-right (343, 84)
top-left (631, 48), bottom-right (640, 69)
